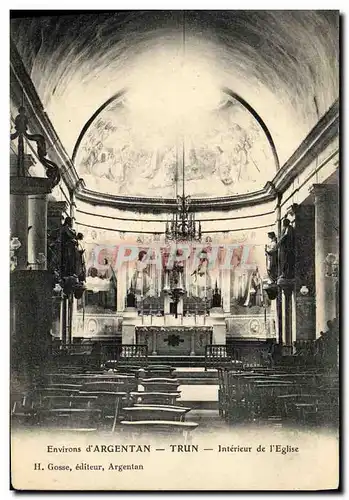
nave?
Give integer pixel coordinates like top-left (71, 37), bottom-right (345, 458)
top-left (12, 325), bottom-right (339, 439)
top-left (10, 14), bottom-right (339, 487)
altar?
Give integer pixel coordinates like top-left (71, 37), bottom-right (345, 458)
top-left (136, 325), bottom-right (213, 356)
top-left (122, 306), bottom-right (226, 356)
top-left (120, 245), bottom-right (227, 355)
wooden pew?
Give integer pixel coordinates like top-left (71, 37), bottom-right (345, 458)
top-left (130, 392), bottom-right (181, 406)
top-left (38, 407), bottom-right (102, 432)
top-left (11, 395), bottom-right (38, 427)
top-left (141, 365), bottom-right (176, 378)
top-left (40, 395), bottom-right (98, 409)
top-left (140, 378), bottom-right (180, 392)
top-left (134, 403), bottom-right (191, 412)
top-left (120, 420), bottom-right (198, 440)
top-left (38, 388), bottom-right (81, 398)
top-left (78, 391), bottom-right (128, 431)
top-left (45, 373), bottom-right (135, 386)
top-left (80, 380), bottom-right (137, 394)
top-left (121, 406), bottom-right (188, 422)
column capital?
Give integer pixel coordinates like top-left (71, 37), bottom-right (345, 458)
top-left (11, 176), bottom-right (52, 195)
top-left (309, 183), bottom-right (338, 201)
top-left (277, 277), bottom-right (295, 295)
top-left (48, 200), bottom-right (69, 218)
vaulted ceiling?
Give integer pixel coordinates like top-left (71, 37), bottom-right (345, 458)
top-left (11, 11), bottom-right (339, 185)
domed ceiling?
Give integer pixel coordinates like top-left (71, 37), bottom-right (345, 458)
top-left (74, 92), bottom-right (276, 198)
top-left (11, 10), bottom-right (339, 198)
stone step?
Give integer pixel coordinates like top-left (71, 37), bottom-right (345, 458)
top-left (174, 368), bottom-right (218, 385)
top-left (175, 377), bottom-right (218, 385)
top-left (147, 356), bottom-right (207, 367)
top-left (180, 401), bottom-right (219, 410)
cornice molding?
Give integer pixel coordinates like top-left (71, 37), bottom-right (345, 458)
top-left (74, 101), bottom-right (339, 212)
top-left (77, 183), bottom-right (277, 213)
top-left (273, 100), bottom-right (339, 194)
top-left (10, 39), bottom-right (339, 213)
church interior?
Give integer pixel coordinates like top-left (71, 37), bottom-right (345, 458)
top-left (10, 11), bottom-right (339, 438)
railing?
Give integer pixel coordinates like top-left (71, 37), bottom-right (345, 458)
top-left (50, 342), bottom-right (94, 356)
top-left (293, 340), bottom-right (315, 356)
top-left (205, 345), bottom-right (242, 371)
top-left (100, 344), bottom-right (148, 365)
top-left (49, 342), bottom-right (148, 367)
top-left (205, 341), bottom-right (283, 370)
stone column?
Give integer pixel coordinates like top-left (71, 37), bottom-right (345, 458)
top-left (10, 176), bottom-right (53, 384)
top-left (152, 330), bottom-right (158, 355)
top-left (291, 291), bottom-right (297, 343)
top-left (10, 155), bottom-right (35, 270)
top-left (117, 264), bottom-right (127, 312)
top-left (28, 194), bottom-right (48, 270)
top-left (279, 282), bottom-right (295, 347)
top-left (310, 184), bottom-right (339, 335)
top-left (190, 330), bottom-right (196, 356)
top-left (61, 296), bottom-right (68, 345)
top-left (293, 204), bottom-right (316, 340)
top-left (11, 177), bottom-right (52, 270)
top-left (177, 296), bottom-right (184, 316)
top-left (10, 193), bottom-right (28, 270)
top-left (222, 268), bottom-right (231, 313)
top-left (48, 201), bottom-right (68, 343)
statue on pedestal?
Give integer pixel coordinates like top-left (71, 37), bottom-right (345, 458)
top-left (278, 218), bottom-right (295, 280)
top-left (244, 267), bottom-right (264, 307)
top-left (212, 281), bottom-right (222, 308)
top-left (191, 250), bottom-right (212, 299)
top-left (265, 231), bottom-right (278, 283)
top-left (59, 217), bottom-right (86, 296)
top-left (60, 217), bottom-right (78, 277)
top-left (126, 288), bottom-right (136, 308)
top-left (131, 250), bottom-right (153, 298)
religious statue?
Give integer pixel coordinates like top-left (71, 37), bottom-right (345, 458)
top-left (76, 233), bottom-right (86, 283)
top-left (265, 231), bottom-right (278, 283)
top-left (126, 288), bottom-right (136, 308)
top-left (244, 267), bottom-right (264, 307)
top-left (60, 217), bottom-right (86, 283)
top-left (212, 281), bottom-right (222, 308)
top-left (60, 217), bottom-right (77, 277)
top-left (131, 250), bottom-right (153, 298)
top-left (191, 250), bottom-right (212, 299)
top-left (278, 218), bottom-right (295, 280)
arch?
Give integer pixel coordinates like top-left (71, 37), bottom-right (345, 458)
top-left (72, 86), bottom-right (280, 174)
top-left (71, 89), bottom-right (127, 163)
top-left (222, 87), bottom-right (280, 171)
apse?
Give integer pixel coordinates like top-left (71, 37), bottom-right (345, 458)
top-left (74, 89), bottom-right (277, 198)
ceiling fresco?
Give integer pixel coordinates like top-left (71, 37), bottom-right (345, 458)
top-left (75, 95), bottom-right (275, 198)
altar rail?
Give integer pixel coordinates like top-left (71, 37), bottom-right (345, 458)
top-left (100, 344), bottom-right (148, 365)
top-left (205, 345), bottom-right (242, 370)
top-left (205, 341), bottom-right (275, 370)
top-left (50, 342), bottom-right (148, 367)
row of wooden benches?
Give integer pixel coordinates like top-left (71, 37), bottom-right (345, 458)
top-left (218, 366), bottom-right (339, 426)
top-left (11, 365), bottom-right (199, 436)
